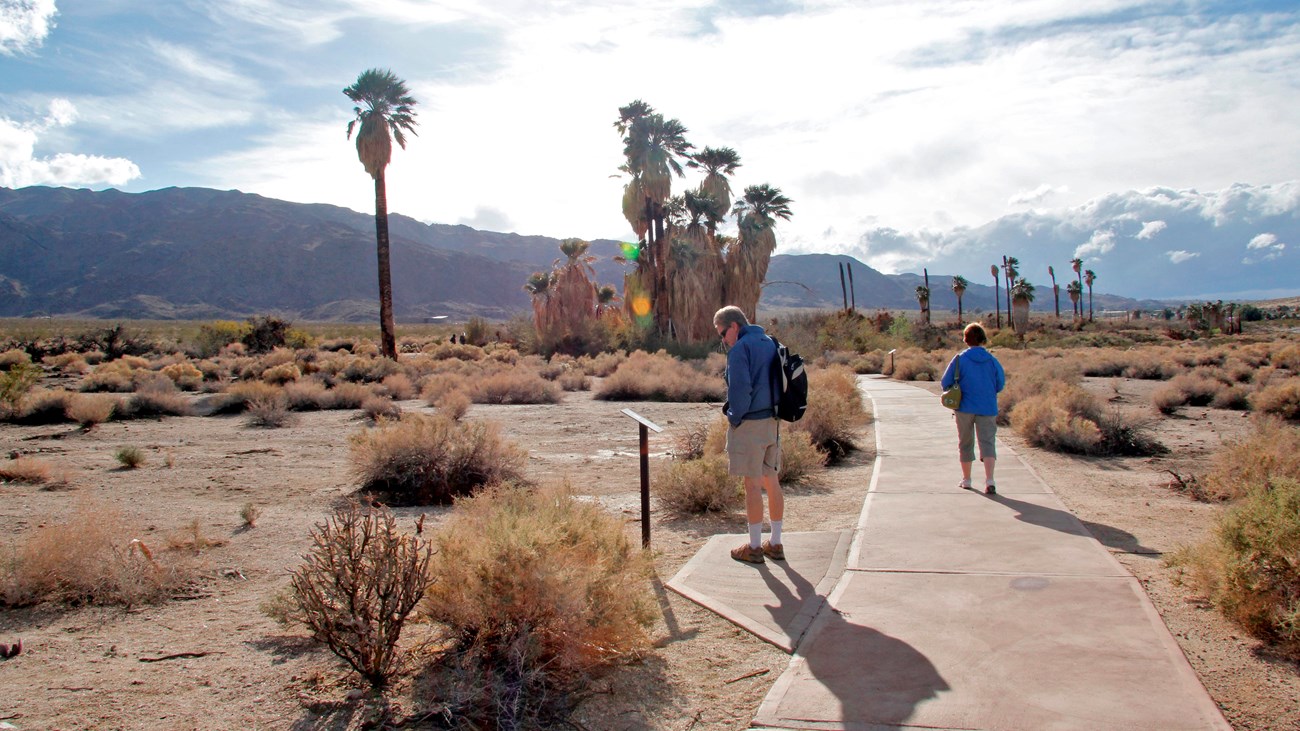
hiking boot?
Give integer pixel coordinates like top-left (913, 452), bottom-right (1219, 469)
top-left (731, 543), bottom-right (765, 564)
top-left (762, 540), bottom-right (785, 561)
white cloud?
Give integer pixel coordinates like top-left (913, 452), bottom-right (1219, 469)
top-left (1008, 184), bottom-right (1067, 206)
top-left (1136, 220), bottom-right (1167, 239)
top-left (0, 99), bottom-right (140, 188)
top-left (1166, 250), bottom-right (1198, 264)
top-left (0, 0), bottom-right (56, 55)
top-left (1074, 229), bottom-right (1116, 259)
top-left (1243, 232), bottom-right (1286, 264)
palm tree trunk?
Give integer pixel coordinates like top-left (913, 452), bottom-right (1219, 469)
top-left (957, 295), bottom-right (963, 325)
top-left (373, 172), bottom-right (398, 360)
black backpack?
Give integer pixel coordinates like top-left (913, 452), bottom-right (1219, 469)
top-left (770, 337), bottom-right (808, 422)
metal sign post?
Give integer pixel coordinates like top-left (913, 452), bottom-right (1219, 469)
top-left (620, 408), bottom-right (663, 549)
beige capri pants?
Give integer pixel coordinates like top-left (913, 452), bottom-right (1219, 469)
top-left (726, 418), bottom-right (781, 478)
top-left (955, 412), bottom-right (997, 463)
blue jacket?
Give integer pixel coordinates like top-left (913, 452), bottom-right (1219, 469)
top-left (724, 324), bottom-right (777, 427)
top-left (941, 346), bottom-right (1005, 416)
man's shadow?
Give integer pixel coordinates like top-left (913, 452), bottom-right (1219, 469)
top-left (761, 563), bottom-right (949, 726)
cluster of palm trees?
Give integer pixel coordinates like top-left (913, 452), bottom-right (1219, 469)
top-left (523, 239), bottom-right (621, 341)
top-left (614, 100), bottom-right (793, 342)
top-left (938, 256), bottom-right (1098, 332)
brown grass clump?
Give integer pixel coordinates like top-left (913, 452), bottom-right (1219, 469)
top-left (10, 388), bottom-right (73, 425)
top-left (595, 350), bottom-right (725, 402)
top-left (577, 351), bottom-right (627, 377)
top-left (659, 453), bottom-right (740, 513)
top-left (66, 393), bottom-right (119, 427)
top-left (44, 352), bottom-right (90, 374)
top-left (160, 362), bottom-right (204, 390)
top-left (207, 380), bottom-right (281, 415)
top-left (778, 428), bottom-right (829, 483)
top-left (282, 379), bottom-right (333, 411)
top-left (246, 393), bottom-right (296, 428)
top-left (790, 365), bottom-right (868, 459)
top-left (115, 446), bottom-right (146, 468)
top-left (291, 501), bottom-right (433, 688)
top-left (349, 412), bottom-right (526, 505)
top-left (0, 456), bottom-right (52, 484)
top-left (1251, 380), bottom-right (1300, 420)
top-left (1168, 478), bottom-right (1300, 660)
top-left (420, 373), bottom-right (463, 405)
top-left (361, 394), bottom-right (402, 422)
top-left (329, 381), bottom-right (373, 410)
top-left (260, 362), bottom-right (301, 385)
top-left (557, 370), bottom-right (591, 392)
top-left (0, 348), bottom-right (32, 368)
top-left (379, 373), bottom-right (417, 401)
top-left (423, 483), bottom-right (654, 725)
top-left (467, 368), bottom-right (561, 405)
top-left (1, 502), bottom-right (189, 607)
top-left (123, 378), bottom-right (195, 418)
top-left (1199, 418), bottom-right (1300, 501)
top-left (1011, 385), bottom-right (1164, 457)
top-left (434, 390), bottom-right (471, 421)
top-left (891, 352), bottom-right (938, 381)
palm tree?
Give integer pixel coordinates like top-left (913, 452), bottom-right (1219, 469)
top-left (686, 147), bottom-right (741, 234)
top-left (915, 285), bottom-right (931, 325)
top-left (344, 69), bottom-right (418, 361)
top-left (1071, 257), bottom-right (1083, 294)
top-left (951, 275), bottom-right (968, 325)
top-left (1010, 278), bottom-right (1035, 333)
top-left (1048, 266), bottom-right (1060, 319)
top-left (1002, 256), bottom-right (1019, 329)
top-left (727, 184), bottom-right (793, 321)
top-left (524, 271), bottom-right (554, 335)
top-left (616, 101), bottom-right (693, 334)
top-left (990, 265), bottom-right (1002, 329)
top-left (1084, 269), bottom-right (1096, 321)
top-left (552, 238), bottom-right (598, 336)
top-left (596, 285), bottom-right (621, 320)
top-left (1067, 280), bottom-right (1083, 321)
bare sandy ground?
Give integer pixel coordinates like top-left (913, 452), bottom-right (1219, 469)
top-left (0, 376), bottom-right (1297, 730)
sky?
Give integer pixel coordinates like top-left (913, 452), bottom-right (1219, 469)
top-left (2, 0), bottom-right (1299, 300)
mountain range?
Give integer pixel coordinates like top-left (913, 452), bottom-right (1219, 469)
top-left (0, 186), bottom-right (1156, 323)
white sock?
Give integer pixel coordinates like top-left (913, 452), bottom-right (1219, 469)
top-left (748, 523), bottom-right (762, 549)
top-left (770, 520), bottom-right (782, 546)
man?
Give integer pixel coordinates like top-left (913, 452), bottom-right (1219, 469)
top-left (713, 305), bottom-right (784, 564)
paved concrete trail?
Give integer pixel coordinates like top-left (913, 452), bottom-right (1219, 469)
top-left (671, 375), bottom-right (1230, 731)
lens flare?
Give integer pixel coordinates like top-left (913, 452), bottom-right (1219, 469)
top-left (621, 242), bottom-right (640, 260)
top-left (631, 295), bottom-right (651, 317)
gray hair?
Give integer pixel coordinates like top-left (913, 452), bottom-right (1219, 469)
top-left (713, 305), bottom-right (749, 330)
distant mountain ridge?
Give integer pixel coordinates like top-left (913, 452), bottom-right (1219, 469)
top-left (0, 186), bottom-right (1151, 321)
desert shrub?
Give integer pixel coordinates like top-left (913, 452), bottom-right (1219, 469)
top-left (421, 372), bottom-right (466, 405)
top-left (342, 355), bottom-right (403, 384)
top-left (0, 348), bottom-right (33, 368)
top-left (851, 351), bottom-right (886, 374)
top-left (891, 352), bottom-right (937, 381)
top-left (282, 379), bottom-right (333, 411)
top-left (1273, 344), bottom-right (1300, 372)
top-left (241, 315), bottom-right (290, 354)
top-left (0, 361), bottom-right (43, 416)
top-left (658, 453), bottom-right (739, 513)
top-left (1122, 354), bottom-right (1177, 380)
top-left (193, 320), bottom-right (248, 358)
top-left (595, 350), bottom-right (725, 402)
top-left (576, 351), bottom-right (625, 377)
top-left (8, 388), bottom-right (73, 425)
top-left (246, 394), bottom-right (296, 428)
top-left (996, 358), bottom-right (1081, 424)
top-left (206, 380), bottom-right (281, 415)
top-left (65, 393), bottom-right (120, 427)
top-left (779, 428), bottom-right (829, 483)
top-left (43, 352), bottom-right (90, 374)
top-left (330, 381), bottom-right (373, 410)
top-left (425, 342), bottom-right (486, 361)
top-left (122, 378), bottom-right (194, 418)
top-left (362, 394), bottom-right (402, 422)
top-left (350, 412), bottom-right (527, 505)
top-left (468, 368), bottom-right (561, 405)
top-left (434, 389), bottom-right (471, 421)
top-left (673, 421), bottom-right (711, 461)
top-left (79, 359), bottom-right (137, 392)
top-left (1079, 352), bottom-right (1128, 377)
top-left (75, 324), bottom-right (153, 360)
top-left (557, 370), bottom-right (590, 392)
top-left (1168, 478), bottom-right (1300, 660)
top-left (1094, 409), bottom-right (1166, 457)
top-left (1252, 380), bottom-right (1300, 420)
top-left (423, 483), bottom-right (653, 726)
top-left (1211, 384), bottom-right (1252, 410)
top-left (160, 362), bottom-right (204, 390)
top-left (1167, 372), bottom-right (1225, 407)
top-left (290, 501), bottom-right (433, 688)
top-left (0, 457), bottom-right (52, 484)
top-left (1151, 382), bottom-right (1187, 414)
top-left (115, 446), bottom-right (146, 468)
top-left (165, 518), bottom-right (226, 553)
top-left (1, 502), bottom-right (187, 607)
top-left (1200, 419), bottom-right (1300, 501)
top-left (379, 373), bottom-right (417, 401)
top-left (790, 365), bottom-right (867, 459)
top-left (260, 362), bottom-right (301, 385)
top-left (1012, 389), bottom-right (1103, 454)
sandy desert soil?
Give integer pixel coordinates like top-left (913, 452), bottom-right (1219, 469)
top-left (0, 375), bottom-right (1297, 730)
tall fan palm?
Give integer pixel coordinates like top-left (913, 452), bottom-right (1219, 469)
top-left (524, 271), bottom-right (554, 335)
top-left (344, 68), bottom-right (418, 360)
top-left (1002, 256), bottom-right (1019, 330)
top-left (686, 146), bottom-right (741, 233)
top-left (1048, 265), bottom-right (1060, 319)
top-left (1071, 257), bottom-right (1083, 293)
top-left (728, 184), bottom-right (794, 320)
top-left (951, 275), bottom-right (968, 325)
top-left (915, 285), bottom-right (931, 325)
top-left (1084, 269), bottom-right (1096, 321)
top-left (1067, 280), bottom-right (1083, 321)
top-left (1010, 278), bottom-right (1035, 333)
top-left (990, 265), bottom-right (1001, 329)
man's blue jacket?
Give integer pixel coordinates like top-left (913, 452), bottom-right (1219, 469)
top-left (724, 324), bottom-right (777, 427)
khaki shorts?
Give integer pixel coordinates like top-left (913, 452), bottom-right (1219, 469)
top-left (727, 418), bottom-right (781, 478)
top-left (955, 412), bottom-right (997, 463)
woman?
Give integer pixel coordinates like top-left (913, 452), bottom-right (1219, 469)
top-left (940, 323), bottom-right (1005, 494)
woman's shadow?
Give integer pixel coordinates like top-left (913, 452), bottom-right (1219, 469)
top-left (761, 562), bottom-right (949, 726)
